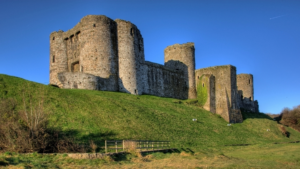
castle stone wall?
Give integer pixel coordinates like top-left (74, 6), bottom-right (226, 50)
top-left (142, 61), bottom-right (186, 99)
top-left (116, 19), bottom-right (144, 95)
top-left (195, 65), bottom-right (242, 123)
top-left (196, 74), bottom-right (216, 113)
top-left (50, 15), bottom-right (119, 91)
top-left (237, 74), bottom-right (253, 100)
top-left (57, 72), bottom-right (99, 90)
top-left (57, 72), bottom-right (117, 91)
top-left (164, 43), bottom-right (196, 99)
top-left (237, 74), bottom-right (259, 112)
top-left (50, 31), bottom-right (68, 86)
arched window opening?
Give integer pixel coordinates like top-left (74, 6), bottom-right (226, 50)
top-left (202, 83), bottom-right (204, 87)
top-left (52, 55), bottom-right (55, 63)
top-left (52, 37), bottom-right (55, 40)
top-left (249, 79), bottom-right (250, 84)
top-left (93, 24), bottom-right (96, 27)
top-left (130, 28), bottom-right (134, 36)
top-left (71, 61), bottom-right (80, 72)
top-left (70, 34), bottom-right (74, 42)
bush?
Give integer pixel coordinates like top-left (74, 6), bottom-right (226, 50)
top-left (280, 105), bottom-right (300, 132)
top-left (0, 86), bottom-right (85, 153)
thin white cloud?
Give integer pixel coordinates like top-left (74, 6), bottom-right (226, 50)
top-left (269, 14), bottom-right (288, 20)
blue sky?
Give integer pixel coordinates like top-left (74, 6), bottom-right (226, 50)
top-left (0, 0), bottom-right (299, 114)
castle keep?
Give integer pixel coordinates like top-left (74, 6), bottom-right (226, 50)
top-left (50, 15), bottom-right (258, 123)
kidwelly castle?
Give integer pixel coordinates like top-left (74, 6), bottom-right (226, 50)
top-left (49, 15), bottom-right (258, 123)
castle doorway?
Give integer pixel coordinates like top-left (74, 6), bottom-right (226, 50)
top-left (71, 61), bottom-right (80, 72)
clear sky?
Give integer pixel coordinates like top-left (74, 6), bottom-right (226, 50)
top-left (0, 0), bottom-right (299, 114)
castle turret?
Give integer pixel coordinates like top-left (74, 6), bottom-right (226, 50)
top-left (164, 43), bottom-right (196, 99)
top-left (115, 19), bottom-right (144, 95)
top-left (237, 74), bottom-right (254, 101)
top-left (78, 15), bottom-right (118, 91)
top-left (49, 30), bottom-right (68, 87)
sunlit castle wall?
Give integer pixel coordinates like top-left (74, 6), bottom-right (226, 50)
top-left (49, 31), bottom-right (68, 86)
top-left (49, 15), bottom-right (119, 91)
top-left (237, 74), bottom-right (254, 101)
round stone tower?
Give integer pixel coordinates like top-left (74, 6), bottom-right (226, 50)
top-left (115, 19), bottom-right (144, 95)
top-left (49, 30), bottom-right (68, 86)
top-left (237, 74), bottom-right (254, 101)
top-left (78, 15), bottom-right (118, 91)
top-left (164, 42), bottom-right (196, 99)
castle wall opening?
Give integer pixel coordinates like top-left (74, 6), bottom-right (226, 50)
top-left (72, 61), bottom-right (80, 72)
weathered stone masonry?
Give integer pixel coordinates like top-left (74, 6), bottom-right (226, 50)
top-left (50, 15), bottom-right (259, 123)
top-left (50, 15), bottom-right (192, 100)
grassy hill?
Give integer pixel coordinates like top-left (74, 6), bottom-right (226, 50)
top-left (1, 74), bottom-right (299, 151)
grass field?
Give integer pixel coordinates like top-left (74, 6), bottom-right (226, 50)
top-left (1, 74), bottom-right (300, 168)
top-left (1, 74), bottom-right (300, 149)
top-left (1, 143), bottom-right (300, 168)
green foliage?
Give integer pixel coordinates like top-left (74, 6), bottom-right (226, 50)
top-left (196, 75), bottom-right (208, 106)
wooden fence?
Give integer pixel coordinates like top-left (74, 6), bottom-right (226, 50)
top-left (105, 140), bottom-right (170, 153)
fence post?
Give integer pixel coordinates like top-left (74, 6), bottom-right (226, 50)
top-left (152, 141), bottom-right (154, 151)
top-left (123, 140), bottom-right (125, 152)
top-left (115, 141), bottom-right (118, 153)
top-left (105, 140), bottom-right (107, 153)
top-left (139, 140), bottom-right (141, 152)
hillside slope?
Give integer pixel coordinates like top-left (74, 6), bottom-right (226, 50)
top-left (1, 74), bottom-right (299, 150)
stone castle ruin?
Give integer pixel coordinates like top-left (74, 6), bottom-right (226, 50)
top-left (49, 15), bottom-right (259, 123)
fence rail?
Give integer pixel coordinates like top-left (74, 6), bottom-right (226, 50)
top-left (105, 140), bottom-right (170, 153)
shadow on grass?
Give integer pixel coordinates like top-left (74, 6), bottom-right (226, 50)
top-left (241, 110), bottom-right (273, 121)
top-left (45, 128), bottom-right (117, 153)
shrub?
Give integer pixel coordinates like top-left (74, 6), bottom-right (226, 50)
top-left (280, 105), bottom-right (300, 132)
top-left (0, 86), bottom-right (84, 153)
top-left (89, 140), bottom-right (97, 153)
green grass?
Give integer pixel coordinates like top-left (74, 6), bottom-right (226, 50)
top-left (1, 143), bottom-right (300, 168)
top-left (196, 75), bottom-right (208, 106)
top-left (1, 74), bottom-right (300, 152)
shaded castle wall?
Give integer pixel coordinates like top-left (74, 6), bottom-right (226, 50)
top-left (141, 61), bottom-right (186, 99)
top-left (50, 15), bottom-right (119, 91)
top-left (57, 72), bottom-right (99, 90)
top-left (164, 43), bottom-right (196, 99)
top-left (116, 19), bottom-right (144, 95)
top-left (237, 74), bottom-right (259, 112)
top-left (196, 74), bottom-right (216, 113)
top-left (195, 65), bottom-right (242, 123)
